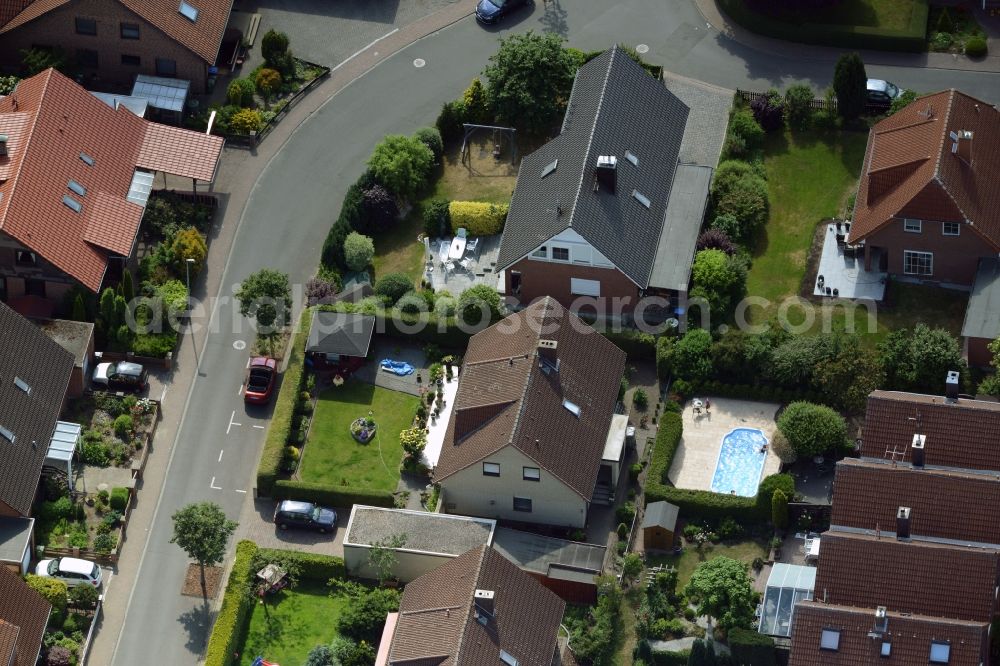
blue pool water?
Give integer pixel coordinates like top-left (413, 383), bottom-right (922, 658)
top-left (710, 428), bottom-right (768, 497)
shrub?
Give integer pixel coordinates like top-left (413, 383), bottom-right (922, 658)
top-left (273, 479), bottom-right (394, 508)
top-left (770, 430), bottom-right (797, 463)
top-left (436, 99), bottom-right (467, 144)
top-left (226, 77), bottom-right (255, 106)
top-left (656, 335), bottom-right (674, 380)
top-left (691, 248), bottom-right (744, 317)
top-left (727, 110), bottom-right (764, 155)
top-left (322, 219), bottom-right (352, 271)
top-left (728, 627), bottom-right (776, 666)
top-left (671, 329), bottom-right (714, 383)
top-left (343, 232), bottom-right (374, 271)
top-left (338, 588), bottom-right (401, 643)
top-left (422, 198), bottom-right (451, 238)
top-left (399, 427), bottom-right (427, 457)
top-left (462, 77), bottom-right (491, 124)
top-left (750, 90), bottom-right (784, 132)
top-left (713, 176), bottom-right (769, 242)
top-left (80, 438), bottom-right (111, 467)
top-left (255, 68), bottom-right (282, 100)
top-left (413, 126), bottom-right (444, 162)
top-left (0, 75), bottom-right (18, 96)
top-left (69, 583), bottom-right (100, 609)
top-left (616, 501), bottom-right (637, 525)
top-left (833, 52), bottom-right (867, 120)
top-left (966, 36), bottom-right (988, 58)
top-left (25, 575), bottom-right (67, 614)
top-left (46, 646), bottom-right (73, 666)
top-left (622, 552), bottom-right (643, 580)
top-left (696, 228), bottom-right (736, 255)
top-left (368, 134), bottom-right (434, 200)
top-left (110, 487), bottom-right (130, 512)
top-left (888, 88), bottom-right (918, 115)
top-left (93, 532), bottom-right (117, 554)
top-left (229, 108), bottom-right (263, 134)
top-left (204, 540), bottom-right (258, 666)
top-left (374, 273), bottom-right (414, 304)
top-left (777, 401), bottom-right (848, 457)
top-left (936, 7), bottom-right (954, 33)
top-left (261, 29), bottom-right (290, 65)
top-left (113, 414), bottom-right (133, 438)
top-left (771, 489), bottom-right (789, 530)
top-left (633, 388), bottom-right (649, 410)
top-left (132, 332), bottom-right (177, 358)
top-left (306, 277), bottom-right (337, 306)
top-left (457, 284), bottom-right (501, 325)
top-left (879, 324), bottom-right (965, 393)
top-left (784, 83), bottom-right (815, 129)
top-left (448, 201), bottom-right (509, 236)
top-left (255, 548), bottom-right (344, 582)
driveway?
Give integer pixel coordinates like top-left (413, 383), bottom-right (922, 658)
top-left (237, 498), bottom-right (346, 556)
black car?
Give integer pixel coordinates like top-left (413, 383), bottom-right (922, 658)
top-left (273, 500), bottom-right (337, 533)
top-left (476, 0), bottom-right (528, 24)
top-left (92, 361), bottom-right (148, 393)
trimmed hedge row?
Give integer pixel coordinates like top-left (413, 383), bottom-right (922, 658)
top-left (273, 479), bottom-right (394, 509)
top-left (717, 0), bottom-right (928, 52)
top-left (729, 627), bottom-right (777, 666)
top-left (644, 412), bottom-right (794, 523)
top-left (449, 201), bottom-right (508, 236)
top-left (204, 540), bottom-right (258, 666)
top-left (256, 548), bottom-right (345, 583)
top-left (256, 309), bottom-right (313, 497)
top-left (318, 303), bottom-right (496, 348)
top-left (601, 329), bottom-right (656, 361)
top-left (649, 650), bottom-right (690, 666)
top-left (675, 379), bottom-right (824, 406)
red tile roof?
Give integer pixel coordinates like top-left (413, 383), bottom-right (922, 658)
top-left (0, 566), bottom-right (51, 666)
top-left (831, 458), bottom-right (1000, 545)
top-left (391, 545), bottom-right (565, 666)
top-left (814, 530), bottom-right (1000, 622)
top-left (434, 297), bottom-right (627, 499)
top-left (0, 69), bottom-right (223, 291)
top-left (0, 0), bottom-right (233, 63)
top-left (860, 390), bottom-right (1000, 471)
top-left (788, 602), bottom-right (989, 666)
top-left (848, 90), bottom-right (1000, 249)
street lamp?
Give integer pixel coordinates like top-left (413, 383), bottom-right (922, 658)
top-left (184, 257), bottom-right (195, 315)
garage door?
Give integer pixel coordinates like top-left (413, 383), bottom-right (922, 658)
top-left (570, 278), bottom-right (600, 297)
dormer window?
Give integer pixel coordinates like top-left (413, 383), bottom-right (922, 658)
top-left (179, 0), bottom-right (198, 21)
top-left (15, 250), bottom-right (36, 266)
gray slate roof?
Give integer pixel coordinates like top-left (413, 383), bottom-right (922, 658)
top-left (0, 303), bottom-right (74, 516)
top-left (648, 164), bottom-right (713, 291)
top-left (962, 258), bottom-right (1000, 340)
top-left (496, 47), bottom-right (690, 288)
top-left (642, 500), bottom-right (679, 531)
top-left (0, 517), bottom-right (33, 565)
top-left (306, 311), bottom-right (375, 357)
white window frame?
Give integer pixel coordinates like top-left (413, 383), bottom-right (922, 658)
top-left (820, 629), bottom-right (840, 651)
top-left (483, 462), bottom-right (500, 477)
top-left (531, 246), bottom-right (547, 259)
top-left (903, 250), bottom-right (933, 276)
top-left (550, 246), bottom-right (570, 262)
top-left (570, 278), bottom-right (601, 297)
top-left (523, 467), bottom-right (540, 481)
top-left (942, 221), bottom-right (960, 236)
top-left (903, 218), bottom-right (922, 233)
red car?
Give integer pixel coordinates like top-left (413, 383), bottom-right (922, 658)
top-left (244, 357), bottom-right (277, 404)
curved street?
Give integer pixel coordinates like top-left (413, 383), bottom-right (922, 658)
top-left (103, 1), bottom-right (1000, 664)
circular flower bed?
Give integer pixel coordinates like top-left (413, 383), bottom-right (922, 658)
top-left (350, 417), bottom-right (377, 444)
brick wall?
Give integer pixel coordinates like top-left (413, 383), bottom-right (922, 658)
top-left (0, 0), bottom-right (209, 92)
top-left (505, 257), bottom-right (641, 314)
top-left (864, 217), bottom-right (995, 286)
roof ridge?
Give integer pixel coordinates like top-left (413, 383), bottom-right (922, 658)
top-left (932, 88), bottom-right (955, 181)
top-left (399, 605), bottom-right (464, 616)
top-left (452, 546), bottom-right (489, 665)
top-left (0, 69), bottom-right (50, 233)
top-left (465, 354), bottom-right (531, 367)
top-left (874, 116), bottom-right (936, 136)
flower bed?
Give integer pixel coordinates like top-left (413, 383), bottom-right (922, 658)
top-left (349, 417), bottom-right (377, 444)
top-left (63, 394), bottom-right (156, 469)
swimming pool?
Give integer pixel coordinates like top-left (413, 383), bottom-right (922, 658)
top-left (710, 428), bottom-right (768, 497)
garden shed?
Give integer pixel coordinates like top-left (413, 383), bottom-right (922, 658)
top-left (641, 500), bottom-right (679, 551)
top-left (305, 311), bottom-right (375, 375)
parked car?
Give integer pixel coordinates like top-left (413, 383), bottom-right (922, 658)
top-left (92, 360), bottom-right (148, 393)
top-left (35, 557), bottom-right (103, 588)
top-left (475, 0), bottom-right (529, 24)
top-left (244, 357), bottom-right (277, 404)
top-left (866, 78), bottom-right (900, 107)
top-left (273, 500), bottom-right (337, 533)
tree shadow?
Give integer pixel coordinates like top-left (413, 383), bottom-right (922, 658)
top-left (538, 0), bottom-right (569, 37)
top-left (177, 598), bottom-right (213, 656)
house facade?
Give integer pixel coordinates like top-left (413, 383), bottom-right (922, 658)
top-left (434, 297), bottom-right (626, 529)
top-left (0, 0), bottom-right (233, 93)
top-left (848, 90), bottom-right (1000, 288)
top-left (496, 47), bottom-right (729, 318)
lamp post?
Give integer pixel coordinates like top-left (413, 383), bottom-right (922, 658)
top-left (184, 257), bottom-right (195, 315)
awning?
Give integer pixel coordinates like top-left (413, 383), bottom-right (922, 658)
top-left (137, 123), bottom-right (224, 183)
top-left (602, 413), bottom-right (629, 463)
top-left (130, 75), bottom-right (189, 113)
top-left (46, 421), bottom-right (80, 464)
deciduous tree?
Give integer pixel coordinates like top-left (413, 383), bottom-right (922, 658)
top-left (169, 502), bottom-right (237, 597)
top-left (683, 557), bottom-right (757, 631)
top-left (236, 269), bottom-right (291, 330)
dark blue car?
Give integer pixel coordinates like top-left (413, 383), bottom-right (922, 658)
top-left (476, 0), bottom-right (529, 24)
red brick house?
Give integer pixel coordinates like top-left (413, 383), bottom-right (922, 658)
top-left (495, 47), bottom-right (729, 317)
top-left (0, 0), bottom-right (233, 93)
top-left (848, 90), bottom-right (1000, 288)
top-left (0, 68), bottom-right (223, 311)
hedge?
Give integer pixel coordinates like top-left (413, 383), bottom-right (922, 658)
top-left (256, 548), bottom-right (345, 583)
top-left (256, 308), bottom-right (312, 497)
top-left (448, 201), bottom-right (508, 236)
top-left (601, 329), bottom-right (656, 361)
top-left (644, 412), bottom-right (794, 524)
top-left (729, 627), bottom-right (776, 666)
top-left (649, 650), bottom-right (690, 666)
top-left (676, 379), bottom-right (824, 406)
top-left (318, 303), bottom-right (497, 348)
top-left (273, 479), bottom-right (394, 509)
top-left (204, 540), bottom-right (258, 666)
top-left (717, 0), bottom-right (928, 52)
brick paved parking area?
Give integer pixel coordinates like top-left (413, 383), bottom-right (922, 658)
top-left (238, 498), bottom-right (347, 557)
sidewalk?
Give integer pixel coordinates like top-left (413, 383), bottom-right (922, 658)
top-left (693, 0), bottom-right (1000, 73)
top-left (85, 3), bottom-right (477, 665)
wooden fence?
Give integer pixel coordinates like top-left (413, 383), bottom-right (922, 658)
top-left (736, 88), bottom-right (891, 114)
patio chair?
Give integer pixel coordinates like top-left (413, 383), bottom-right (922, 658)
top-left (443, 260), bottom-right (454, 277)
top-left (465, 237), bottom-right (480, 256)
top-left (438, 240), bottom-right (449, 264)
top-left (456, 227), bottom-right (468, 239)
top-left (460, 257), bottom-right (474, 272)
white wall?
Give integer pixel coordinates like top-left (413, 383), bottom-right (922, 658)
top-left (344, 544), bottom-right (455, 583)
top-left (526, 228), bottom-right (615, 269)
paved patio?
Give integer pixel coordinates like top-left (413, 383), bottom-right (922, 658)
top-left (667, 397), bottom-right (781, 493)
top-left (425, 235), bottom-right (502, 295)
top-left (813, 222), bottom-right (886, 301)
top-left (353, 340), bottom-right (428, 396)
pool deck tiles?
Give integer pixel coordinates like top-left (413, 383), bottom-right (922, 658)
top-left (668, 397), bottom-right (782, 494)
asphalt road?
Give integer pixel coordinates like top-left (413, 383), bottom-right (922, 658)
top-left (109, 1), bottom-right (1000, 663)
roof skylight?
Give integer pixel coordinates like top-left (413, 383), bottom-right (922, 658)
top-left (930, 642), bottom-right (950, 664)
top-left (500, 651), bottom-right (519, 666)
top-left (179, 0), bottom-right (199, 21)
top-left (79, 152), bottom-right (95, 166)
top-left (0, 426), bottom-right (14, 444)
top-left (541, 159), bottom-right (558, 179)
top-left (62, 194), bottom-right (82, 213)
top-left (68, 180), bottom-right (86, 197)
top-left (624, 150), bottom-right (638, 166)
top-left (13, 377), bottom-right (31, 394)
top-left (632, 189), bottom-right (651, 209)
top-left (562, 399), bottom-right (581, 418)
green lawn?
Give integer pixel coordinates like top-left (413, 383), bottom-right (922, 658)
top-left (647, 539), bottom-right (768, 591)
top-left (239, 583), bottom-right (349, 666)
top-left (300, 380), bottom-right (420, 490)
top-left (372, 211), bottom-right (425, 283)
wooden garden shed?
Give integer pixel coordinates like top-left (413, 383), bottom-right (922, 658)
top-left (642, 501), bottom-right (679, 551)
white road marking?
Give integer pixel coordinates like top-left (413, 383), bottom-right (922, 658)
top-left (210, 477), bottom-right (222, 490)
top-left (218, 450), bottom-right (224, 463)
top-left (226, 410), bottom-right (242, 434)
top-left (332, 29), bottom-right (399, 73)
top-left (237, 383), bottom-right (244, 396)
top-left (233, 339), bottom-right (246, 350)
top-left (235, 489), bottom-right (247, 494)
top-left (252, 425), bottom-right (265, 429)
top-left (246, 357), bottom-right (251, 368)
top-left (159, 386), bottom-right (167, 402)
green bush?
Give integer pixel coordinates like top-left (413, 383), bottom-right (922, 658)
top-left (229, 108), bottom-right (263, 134)
top-left (670, 329), bottom-right (714, 383)
top-left (728, 627), bottom-right (776, 666)
top-left (935, 7), bottom-right (954, 33)
top-left (338, 587), bottom-right (400, 644)
top-left (777, 401), bottom-right (848, 457)
top-left (256, 548), bottom-right (345, 582)
top-left (69, 584), bottom-right (99, 609)
top-left (771, 489), bottom-right (789, 530)
top-left (422, 198), bottom-right (451, 238)
top-left (457, 284), bottom-right (502, 326)
top-left (727, 110), bottom-right (764, 153)
top-left (711, 170), bottom-right (769, 242)
top-left (374, 273), bottom-right (414, 305)
top-left (965, 36), bottom-right (988, 58)
top-left (109, 487), bottom-right (130, 512)
top-left (633, 388), bottom-right (648, 410)
top-left (25, 575), bottom-right (67, 614)
top-left (448, 201), bottom-right (509, 236)
top-left (204, 540), bottom-right (259, 666)
top-left (262, 29), bottom-right (290, 64)
top-left (226, 77), bottom-right (255, 106)
top-left (656, 335), bottom-right (674, 380)
top-left (368, 134), bottom-right (434, 200)
top-left (257, 310), bottom-right (312, 496)
top-left (343, 232), bottom-right (374, 272)
top-left (273, 480), bottom-right (394, 508)
top-left (113, 414), bottom-right (133, 438)
top-left (79, 438), bottom-right (111, 467)
top-left (435, 99), bottom-right (467, 144)
top-left (784, 84), bottom-right (814, 129)
top-left (413, 127), bottom-right (444, 162)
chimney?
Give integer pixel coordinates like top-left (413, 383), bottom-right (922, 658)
top-left (474, 589), bottom-right (495, 618)
top-left (911, 433), bottom-right (925, 468)
top-left (896, 506), bottom-right (911, 540)
top-left (595, 155), bottom-right (617, 193)
top-left (538, 339), bottom-right (558, 372)
top-left (945, 370), bottom-right (960, 401)
top-left (0, 134), bottom-right (7, 157)
top-left (953, 130), bottom-right (973, 164)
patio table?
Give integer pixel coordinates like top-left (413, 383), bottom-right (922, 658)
top-left (449, 236), bottom-right (466, 260)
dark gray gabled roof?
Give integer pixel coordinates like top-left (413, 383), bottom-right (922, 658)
top-left (642, 500), bottom-right (679, 531)
top-left (962, 258), bottom-right (1000, 340)
top-left (496, 47), bottom-right (690, 287)
top-left (306, 311), bottom-right (375, 358)
top-left (0, 303), bottom-right (74, 517)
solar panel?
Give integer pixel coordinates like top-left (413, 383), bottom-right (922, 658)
top-left (62, 195), bottom-right (82, 213)
top-left (179, 0), bottom-right (198, 21)
top-left (68, 180), bottom-right (86, 196)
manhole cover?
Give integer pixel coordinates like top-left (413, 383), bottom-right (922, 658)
top-left (636, 44), bottom-right (649, 54)
top-left (233, 339), bottom-right (246, 350)
top-left (413, 58), bottom-right (426, 68)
